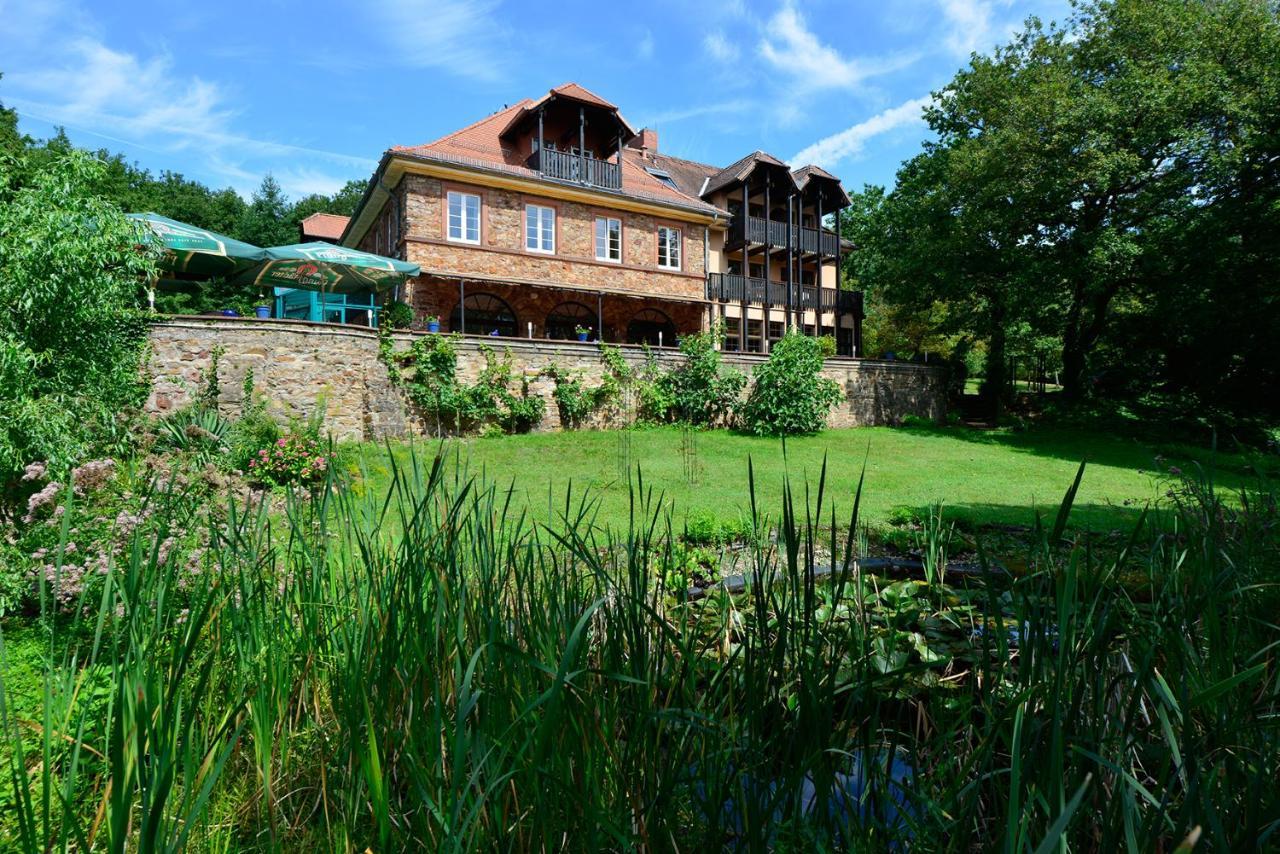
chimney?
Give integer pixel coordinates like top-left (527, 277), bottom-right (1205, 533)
top-left (634, 127), bottom-right (658, 155)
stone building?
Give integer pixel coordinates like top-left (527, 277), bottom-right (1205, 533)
top-left (329, 83), bottom-right (865, 355)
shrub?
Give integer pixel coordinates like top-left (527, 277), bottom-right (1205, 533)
top-left (543, 343), bottom-right (630, 430)
top-left (651, 326), bottom-right (745, 426)
top-left (226, 370), bottom-right (281, 472)
top-left (392, 336), bottom-right (544, 434)
top-left (247, 433), bottom-right (329, 487)
top-left (157, 407), bottom-right (231, 464)
top-left (738, 332), bottom-right (842, 436)
top-left (0, 148), bottom-right (160, 491)
top-left (382, 300), bottom-right (414, 330)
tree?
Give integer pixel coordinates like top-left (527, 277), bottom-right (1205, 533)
top-left (0, 147), bottom-right (160, 483)
top-left (237, 174), bottom-right (295, 248)
top-left (858, 0), bottom-right (1280, 413)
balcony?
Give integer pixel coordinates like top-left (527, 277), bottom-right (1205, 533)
top-left (529, 148), bottom-right (622, 191)
top-left (706, 273), bottom-right (862, 314)
top-left (726, 215), bottom-right (841, 257)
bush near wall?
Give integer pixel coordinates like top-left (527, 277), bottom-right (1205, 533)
top-left (739, 333), bottom-right (843, 436)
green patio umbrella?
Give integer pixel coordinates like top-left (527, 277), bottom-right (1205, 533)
top-left (128, 212), bottom-right (267, 278)
top-left (240, 242), bottom-right (420, 294)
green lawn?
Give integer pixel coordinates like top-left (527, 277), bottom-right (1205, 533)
top-left (354, 424), bottom-right (1263, 534)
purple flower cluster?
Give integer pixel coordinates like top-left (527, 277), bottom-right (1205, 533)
top-left (71, 458), bottom-right (116, 494)
top-left (24, 481), bottom-right (62, 524)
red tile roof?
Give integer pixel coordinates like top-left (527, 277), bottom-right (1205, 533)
top-left (393, 97), bottom-right (719, 215)
top-left (548, 82), bottom-right (616, 110)
top-left (300, 212), bottom-right (350, 241)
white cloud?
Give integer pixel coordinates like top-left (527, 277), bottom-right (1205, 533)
top-left (9, 38), bottom-right (234, 147)
top-left (791, 95), bottom-right (932, 167)
top-left (642, 99), bottom-right (753, 126)
top-left (758, 2), bottom-right (919, 92)
top-left (938, 0), bottom-right (1020, 55)
top-left (704, 30), bottom-right (740, 63)
top-left (637, 28), bottom-right (655, 60)
top-left (1, 11), bottom-right (374, 197)
top-left (369, 0), bottom-right (508, 82)
top-left (275, 167), bottom-right (354, 199)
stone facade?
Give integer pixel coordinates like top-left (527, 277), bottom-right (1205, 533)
top-left (145, 318), bottom-right (946, 441)
top-left (364, 175), bottom-right (708, 308)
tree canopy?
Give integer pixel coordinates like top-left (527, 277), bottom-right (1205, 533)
top-left (848, 0), bottom-right (1280, 423)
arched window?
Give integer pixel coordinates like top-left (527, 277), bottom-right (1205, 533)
top-left (544, 301), bottom-right (595, 340)
top-left (450, 292), bottom-right (517, 337)
top-left (626, 308), bottom-right (677, 346)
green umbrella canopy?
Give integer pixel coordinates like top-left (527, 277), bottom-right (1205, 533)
top-left (128, 213), bottom-right (266, 278)
top-left (240, 242), bottom-right (420, 294)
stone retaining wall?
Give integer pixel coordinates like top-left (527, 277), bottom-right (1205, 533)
top-left (146, 318), bottom-right (946, 440)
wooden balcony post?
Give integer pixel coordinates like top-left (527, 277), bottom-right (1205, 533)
top-left (740, 176), bottom-right (749, 352)
top-left (578, 106), bottom-right (586, 184)
top-left (835, 205), bottom-right (844, 355)
top-left (785, 194), bottom-right (794, 330)
top-left (763, 180), bottom-right (772, 352)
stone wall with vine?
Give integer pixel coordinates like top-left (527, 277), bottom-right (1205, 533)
top-left (146, 318), bottom-right (947, 440)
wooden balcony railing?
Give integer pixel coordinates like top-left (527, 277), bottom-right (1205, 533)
top-left (706, 273), bottom-right (862, 314)
top-left (727, 215), bottom-right (841, 256)
top-left (529, 148), bottom-right (622, 190)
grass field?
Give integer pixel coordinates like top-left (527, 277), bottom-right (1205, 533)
top-left (355, 423), bottom-right (1264, 534)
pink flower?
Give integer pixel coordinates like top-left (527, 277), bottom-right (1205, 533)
top-left (23, 481), bottom-right (62, 524)
top-left (22, 461), bottom-right (47, 482)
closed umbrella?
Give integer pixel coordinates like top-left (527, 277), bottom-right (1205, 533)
top-left (240, 242), bottom-right (419, 294)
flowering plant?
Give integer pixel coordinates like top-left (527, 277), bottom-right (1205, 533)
top-left (574, 324), bottom-right (592, 337)
top-left (246, 434), bottom-right (329, 487)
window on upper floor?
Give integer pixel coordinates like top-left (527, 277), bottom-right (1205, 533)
top-left (657, 226), bottom-right (681, 270)
top-left (595, 216), bottom-right (621, 262)
top-left (525, 204), bottom-right (555, 253)
top-left (447, 191), bottom-right (480, 244)
top-left (644, 167), bottom-right (679, 191)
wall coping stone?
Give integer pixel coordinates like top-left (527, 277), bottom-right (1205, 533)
top-left (149, 316), bottom-right (945, 377)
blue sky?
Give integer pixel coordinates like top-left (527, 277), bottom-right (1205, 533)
top-left (1, 0), bottom-right (1071, 202)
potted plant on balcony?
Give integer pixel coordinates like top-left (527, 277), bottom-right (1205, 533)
top-left (575, 324), bottom-right (591, 342)
top-left (426, 314), bottom-right (441, 333)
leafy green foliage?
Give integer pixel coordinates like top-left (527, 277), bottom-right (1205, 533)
top-left (382, 299), bottom-right (414, 330)
top-left (226, 369), bottom-right (282, 471)
top-left (390, 335), bottom-right (544, 434)
top-left (246, 433), bottom-right (330, 487)
top-left (645, 326), bottom-right (745, 426)
top-left (739, 332), bottom-right (842, 436)
top-left (0, 146), bottom-right (159, 488)
top-left (543, 343), bottom-right (631, 430)
top-left (2, 450), bottom-right (1276, 849)
top-left (850, 0), bottom-right (1280, 422)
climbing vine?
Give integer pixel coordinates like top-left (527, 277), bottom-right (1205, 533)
top-left (543, 342), bottom-right (633, 430)
top-left (381, 331), bottom-right (544, 435)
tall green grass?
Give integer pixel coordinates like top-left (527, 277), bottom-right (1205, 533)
top-left (0, 447), bottom-right (1275, 850)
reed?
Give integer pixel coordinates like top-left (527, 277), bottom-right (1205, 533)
top-left (0, 448), bottom-right (1274, 850)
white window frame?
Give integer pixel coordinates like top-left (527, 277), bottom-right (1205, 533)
top-left (657, 225), bottom-right (682, 270)
top-left (595, 216), bottom-right (622, 263)
top-left (446, 191), bottom-right (480, 245)
top-left (525, 204), bottom-right (556, 254)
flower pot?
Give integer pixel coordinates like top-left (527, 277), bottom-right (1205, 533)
top-left (577, 332), bottom-right (589, 342)
top-left (220, 308), bottom-right (238, 317)
top-left (427, 321), bottom-right (441, 333)
top-left (254, 305), bottom-right (271, 319)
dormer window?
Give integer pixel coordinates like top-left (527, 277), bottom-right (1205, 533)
top-left (645, 167), bottom-right (679, 191)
